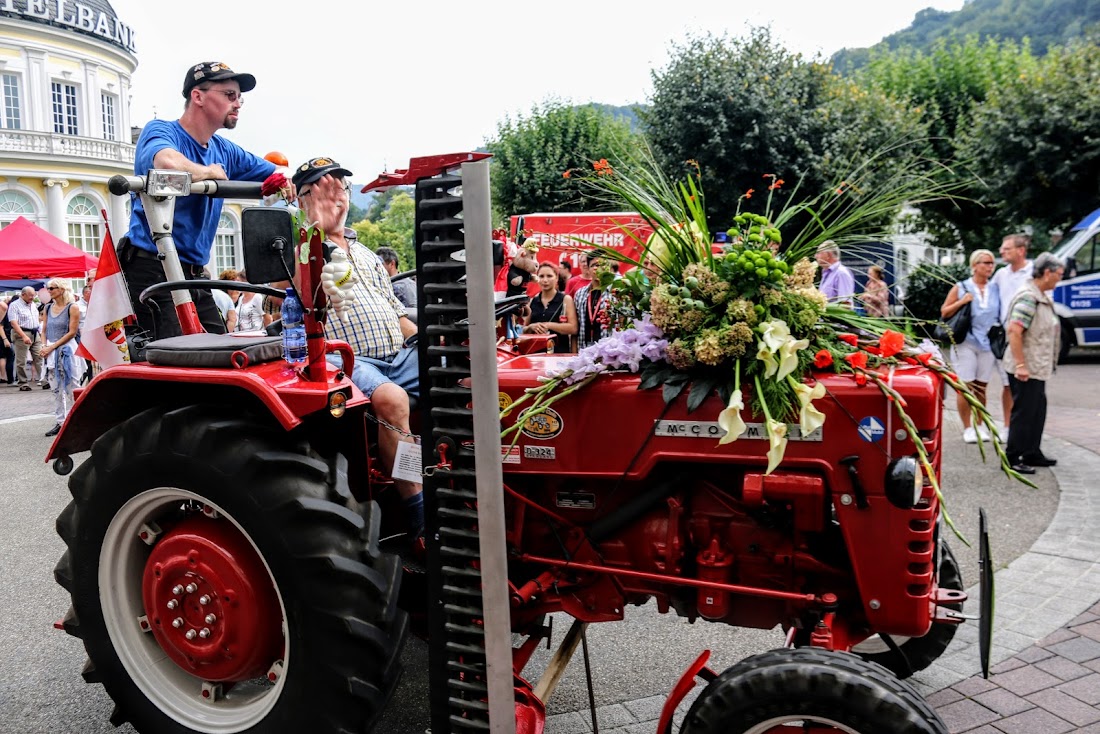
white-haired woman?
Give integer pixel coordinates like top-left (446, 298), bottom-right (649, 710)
top-left (940, 249), bottom-right (1000, 443)
top-left (40, 278), bottom-right (80, 437)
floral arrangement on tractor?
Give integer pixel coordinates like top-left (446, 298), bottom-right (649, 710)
top-left (504, 147), bottom-right (1028, 518)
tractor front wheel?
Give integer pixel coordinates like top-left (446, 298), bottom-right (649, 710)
top-left (680, 648), bottom-right (947, 734)
top-left (54, 405), bottom-right (407, 734)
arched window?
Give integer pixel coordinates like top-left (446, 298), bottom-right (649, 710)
top-left (212, 212), bottom-right (239, 275)
top-left (0, 190), bottom-right (35, 229)
top-left (68, 194), bottom-right (102, 292)
top-left (67, 194), bottom-right (102, 256)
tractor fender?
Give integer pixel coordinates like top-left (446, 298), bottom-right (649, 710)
top-left (46, 363), bottom-right (351, 463)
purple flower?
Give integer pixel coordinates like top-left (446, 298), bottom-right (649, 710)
top-left (543, 321), bottom-right (669, 384)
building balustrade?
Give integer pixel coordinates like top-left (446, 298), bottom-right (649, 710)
top-left (0, 129), bottom-right (134, 164)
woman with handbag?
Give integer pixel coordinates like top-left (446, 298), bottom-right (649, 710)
top-left (940, 249), bottom-right (1000, 443)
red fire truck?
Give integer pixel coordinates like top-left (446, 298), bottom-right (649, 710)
top-left (510, 211), bottom-right (654, 271)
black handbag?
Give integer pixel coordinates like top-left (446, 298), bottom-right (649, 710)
top-left (987, 323), bottom-right (1007, 359)
top-left (934, 282), bottom-right (972, 344)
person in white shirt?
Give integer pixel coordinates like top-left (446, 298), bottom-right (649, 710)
top-left (990, 233), bottom-right (1033, 434)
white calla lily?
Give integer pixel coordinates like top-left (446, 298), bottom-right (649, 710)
top-left (790, 379), bottom-right (827, 437)
top-left (775, 337), bottom-right (809, 381)
top-left (757, 342), bottom-right (779, 378)
top-left (765, 418), bottom-right (788, 475)
top-left (717, 389), bottom-right (747, 445)
top-left (759, 320), bottom-right (792, 352)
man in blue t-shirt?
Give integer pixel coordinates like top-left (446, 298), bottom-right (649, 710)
top-left (119, 62), bottom-right (277, 339)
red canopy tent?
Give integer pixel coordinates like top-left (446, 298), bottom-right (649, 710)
top-left (0, 216), bottom-right (99, 279)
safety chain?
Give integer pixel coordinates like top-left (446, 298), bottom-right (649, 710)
top-left (365, 411), bottom-right (421, 444)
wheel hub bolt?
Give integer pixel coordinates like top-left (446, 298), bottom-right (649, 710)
top-left (167, 599), bottom-right (178, 610)
top-left (199, 594), bottom-right (211, 606)
top-left (185, 583), bottom-right (198, 594)
top-left (172, 617), bottom-right (184, 628)
top-left (205, 614), bottom-right (216, 625)
top-left (185, 629), bottom-right (197, 640)
top-left (199, 628), bottom-right (211, 639)
top-left (172, 585), bottom-right (184, 595)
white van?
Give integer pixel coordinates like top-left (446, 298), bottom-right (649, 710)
top-left (1051, 208), bottom-right (1100, 359)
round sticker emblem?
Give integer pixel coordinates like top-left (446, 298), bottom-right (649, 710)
top-left (858, 416), bottom-right (886, 442)
top-left (499, 392), bottom-right (513, 412)
top-left (520, 408), bottom-right (563, 440)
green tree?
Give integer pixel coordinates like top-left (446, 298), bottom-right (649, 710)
top-left (959, 37), bottom-right (1100, 241)
top-left (856, 36), bottom-right (1041, 250)
top-left (352, 191), bottom-right (416, 269)
top-left (486, 100), bottom-right (636, 219)
top-left (644, 28), bottom-right (925, 234)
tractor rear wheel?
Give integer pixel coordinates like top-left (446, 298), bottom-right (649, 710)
top-left (851, 540), bottom-right (963, 678)
top-left (680, 648), bottom-right (947, 734)
top-left (54, 405), bottom-right (407, 734)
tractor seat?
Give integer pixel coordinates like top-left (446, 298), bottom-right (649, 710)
top-left (145, 333), bottom-right (284, 369)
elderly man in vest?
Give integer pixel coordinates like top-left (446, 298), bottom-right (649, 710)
top-left (1002, 252), bottom-right (1065, 474)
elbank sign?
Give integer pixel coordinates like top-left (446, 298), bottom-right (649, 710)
top-left (1, 0), bottom-right (136, 53)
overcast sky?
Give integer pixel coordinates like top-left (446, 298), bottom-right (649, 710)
top-left (107, 0), bottom-right (964, 183)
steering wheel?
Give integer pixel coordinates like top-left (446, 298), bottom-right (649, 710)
top-left (495, 294), bottom-right (530, 321)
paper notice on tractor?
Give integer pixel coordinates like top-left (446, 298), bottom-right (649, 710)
top-left (392, 441), bottom-right (423, 483)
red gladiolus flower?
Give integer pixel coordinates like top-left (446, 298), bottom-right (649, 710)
top-left (914, 353), bottom-right (934, 366)
top-left (837, 333), bottom-right (858, 346)
top-left (813, 349), bottom-right (833, 368)
top-left (855, 372), bottom-right (867, 386)
top-left (864, 345), bottom-right (882, 356)
top-left (879, 330), bottom-right (905, 358)
top-left (744, 188), bottom-right (754, 199)
top-left (844, 351), bottom-right (868, 370)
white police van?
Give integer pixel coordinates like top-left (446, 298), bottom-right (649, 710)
top-left (1051, 207), bottom-right (1100, 359)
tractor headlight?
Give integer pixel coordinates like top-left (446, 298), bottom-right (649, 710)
top-left (146, 169), bottom-right (192, 197)
top-left (328, 390), bottom-right (348, 418)
top-left (885, 456), bottom-right (923, 509)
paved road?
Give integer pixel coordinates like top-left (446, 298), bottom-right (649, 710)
top-left (0, 349), bottom-right (1094, 733)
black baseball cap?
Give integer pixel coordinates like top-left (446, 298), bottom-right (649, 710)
top-left (293, 157), bottom-right (354, 189)
top-left (182, 62), bottom-right (257, 98)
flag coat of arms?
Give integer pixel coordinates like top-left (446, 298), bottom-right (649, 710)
top-left (75, 212), bottom-right (134, 368)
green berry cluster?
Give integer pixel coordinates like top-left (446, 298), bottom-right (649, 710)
top-left (729, 213), bottom-right (782, 247)
top-left (723, 246), bottom-right (790, 285)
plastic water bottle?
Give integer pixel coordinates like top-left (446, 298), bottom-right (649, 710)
top-left (281, 288), bottom-right (307, 365)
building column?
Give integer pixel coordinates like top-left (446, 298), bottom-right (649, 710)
top-left (44, 178), bottom-right (69, 241)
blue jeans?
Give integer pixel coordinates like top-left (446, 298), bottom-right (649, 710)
top-left (328, 337), bottom-right (419, 399)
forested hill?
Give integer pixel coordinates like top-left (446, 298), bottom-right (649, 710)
top-left (833, 0), bottom-right (1100, 72)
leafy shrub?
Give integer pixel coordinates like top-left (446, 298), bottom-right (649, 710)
top-left (902, 261), bottom-right (971, 325)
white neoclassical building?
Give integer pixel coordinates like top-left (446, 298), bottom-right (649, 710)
top-left (0, 0), bottom-right (245, 288)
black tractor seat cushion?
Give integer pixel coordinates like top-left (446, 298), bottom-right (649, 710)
top-left (145, 333), bottom-right (284, 369)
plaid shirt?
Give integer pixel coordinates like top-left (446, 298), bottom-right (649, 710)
top-left (8, 297), bottom-right (40, 331)
top-left (325, 241), bottom-right (407, 359)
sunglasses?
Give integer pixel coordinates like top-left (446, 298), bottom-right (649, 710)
top-left (47, 286), bottom-right (60, 290)
top-left (201, 88), bottom-right (242, 103)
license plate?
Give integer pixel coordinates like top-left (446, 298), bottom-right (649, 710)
top-left (523, 445), bottom-right (556, 460)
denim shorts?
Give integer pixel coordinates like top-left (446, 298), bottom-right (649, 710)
top-left (328, 337), bottom-right (419, 399)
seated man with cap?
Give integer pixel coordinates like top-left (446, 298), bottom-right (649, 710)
top-left (119, 61), bottom-right (285, 340)
top-left (292, 157), bottom-right (424, 536)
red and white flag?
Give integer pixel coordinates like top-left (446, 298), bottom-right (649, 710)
top-left (75, 211), bottom-right (134, 368)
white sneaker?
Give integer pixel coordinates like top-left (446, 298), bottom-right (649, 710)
top-left (963, 427), bottom-right (978, 444)
top-left (977, 425), bottom-right (991, 441)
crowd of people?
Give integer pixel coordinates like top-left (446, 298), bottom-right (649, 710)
top-left (8, 58), bottom-right (1065, 538)
top-left (1, 281), bottom-right (95, 435)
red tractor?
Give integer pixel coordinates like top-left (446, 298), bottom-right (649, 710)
top-left (48, 155), bottom-right (987, 734)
